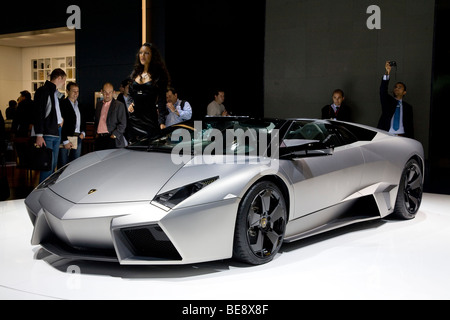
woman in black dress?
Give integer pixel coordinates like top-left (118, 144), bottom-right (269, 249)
top-left (127, 43), bottom-right (170, 143)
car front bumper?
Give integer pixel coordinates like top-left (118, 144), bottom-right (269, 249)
top-left (25, 189), bottom-right (241, 265)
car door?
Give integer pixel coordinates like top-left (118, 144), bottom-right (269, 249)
top-left (280, 120), bottom-right (365, 219)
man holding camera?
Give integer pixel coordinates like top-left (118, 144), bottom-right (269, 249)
top-left (377, 61), bottom-right (414, 139)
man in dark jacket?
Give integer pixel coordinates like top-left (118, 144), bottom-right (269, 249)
top-left (11, 91), bottom-right (34, 138)
top-left (5, 100), bottom-right (17, 120)
top-left (94, 82), bottom-right (127, 151)
top-left (321, 89), bottom-right (352, 122)
top-left (33, 68), bottom-right (67, 183)
top-left (377, 61), bottom-right (414, 139)
top-left (58, 82), bottom-right (88, 168)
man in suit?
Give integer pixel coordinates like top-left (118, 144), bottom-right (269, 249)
top-left (94, 82), bottom-right (127, 151)
top-left (58, 82), bottom-right (89, 168)
top-left (321, 89), bottom-right (352, 122)
top-left (377, 61), bottom-right (414, 139)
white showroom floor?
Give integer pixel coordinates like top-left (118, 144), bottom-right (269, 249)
top-left (1, 193), bottom-right (450, 300)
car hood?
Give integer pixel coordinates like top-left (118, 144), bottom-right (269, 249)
top-left (49, 149), bottom-right (186, 204)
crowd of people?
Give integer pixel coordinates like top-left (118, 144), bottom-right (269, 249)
top-left (1, 46), bottom-right (414, 187)
top-left (2, 43), bottom-right (208, 184)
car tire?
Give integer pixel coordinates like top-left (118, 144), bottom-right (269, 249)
top-left (392, 159), bottom-right (423, 220)
top-left (233, 181), bottom-right (287, 265)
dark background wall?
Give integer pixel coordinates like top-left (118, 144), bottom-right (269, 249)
top-left (77, 0), bottom-right (265, 120)
top-left (75, 0), bottom-right (142, 111)
top-left (264, 0), bottom-right (434, 158)
top-left (429, 0), bottom-right (450, 193)
top-left (163, 0), bottom-right (266, 119)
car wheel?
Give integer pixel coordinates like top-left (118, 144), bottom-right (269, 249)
top-left (233, 181), bottom-right (287, 265)
top-left (393, 159), bottom-right (423, 220)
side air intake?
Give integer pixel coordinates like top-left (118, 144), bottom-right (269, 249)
top-left (121, 225), bottom-right (182, 261)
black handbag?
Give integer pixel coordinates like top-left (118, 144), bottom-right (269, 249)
top-left (27, 145), bottom-right (53, 171)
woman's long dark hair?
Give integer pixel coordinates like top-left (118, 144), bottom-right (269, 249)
top-left (131, 43), bottom-right (171, 86)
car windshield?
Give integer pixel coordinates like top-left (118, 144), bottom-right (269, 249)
top-left (128, 118), bottom-right (284, 157)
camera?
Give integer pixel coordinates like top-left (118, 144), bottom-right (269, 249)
top-left (389, 61), bottom-right (397, 67)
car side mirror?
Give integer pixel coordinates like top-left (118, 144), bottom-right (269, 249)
top-left (279, 140), bottom-right (334, 159)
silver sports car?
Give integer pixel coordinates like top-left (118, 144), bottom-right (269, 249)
top-left (25, 117), bottom-right (424, 265)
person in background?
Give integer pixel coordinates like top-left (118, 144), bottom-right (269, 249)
top-left (0, 110), bottom-right (6, 157)
top-left (94, 82), bottom-right (127, 151)
top-left (377, 61), bottom-right (414, 138)
top-left (10, 91), bottom-right (35, 169)
top-left (5, 100), bottom-right (17, 121)
top-left (165, 86), bottom-right (193, 127)
top-left (117, 78), bottom-right (133, 145)
top-left (32, 68), bottom-right (67, 183)
top-left (58, 82), bottom-right (87, 168)
top-left (321, 89), bottom-right (352, 122)
top-left (117, 78), bottom-right (134, 110)
top-left (11, 91), bottom-right (34, 138)
top-left (207, 90), bottom-right (228, 117)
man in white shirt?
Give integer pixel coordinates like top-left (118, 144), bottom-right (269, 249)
top-left (165, 87), bottom-right (193, 127)
top-left (207, 90), bottom-right (228, 117)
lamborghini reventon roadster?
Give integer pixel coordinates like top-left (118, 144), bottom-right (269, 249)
top-left (25, 117), bottom-right (424, 265)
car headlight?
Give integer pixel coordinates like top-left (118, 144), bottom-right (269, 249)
top-left (153, 177), bottom-right (219, 209)
top-left (36, 165), bottom-right (69, 190)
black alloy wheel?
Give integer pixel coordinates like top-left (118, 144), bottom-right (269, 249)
top-left (393, 159), bottom-right (423, 220)
top-left (233, 181), bottom-right (287, 265)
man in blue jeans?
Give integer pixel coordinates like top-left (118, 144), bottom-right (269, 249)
top-left (33, 68), bottom-right (67, 183)
top-left (58, 82), bottom-right (88, 169)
